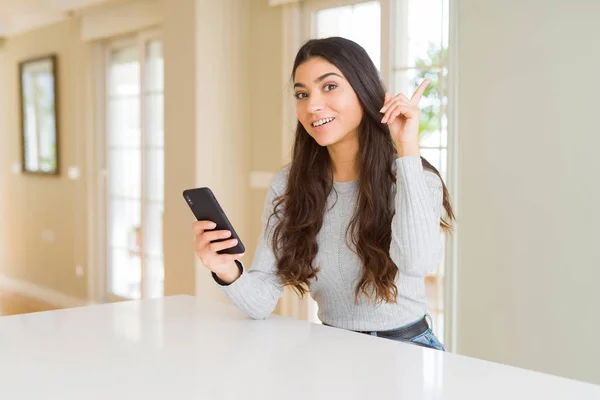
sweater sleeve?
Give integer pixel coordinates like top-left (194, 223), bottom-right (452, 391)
top-left (389, 156), bottom-right (444, 277)
top-left (211, 180), bottom-right (284, 320)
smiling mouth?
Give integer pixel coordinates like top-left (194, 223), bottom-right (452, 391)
top-left (312, 117), bottom-right (335, 127)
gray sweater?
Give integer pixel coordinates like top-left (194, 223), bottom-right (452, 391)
top-left (214, 156), bottom-right (444, 331)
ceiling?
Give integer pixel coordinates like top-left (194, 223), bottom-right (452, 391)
top-left (0, 0), bottom-right (111, 37)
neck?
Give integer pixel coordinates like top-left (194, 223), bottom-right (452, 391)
top-left (328, 131), bottom-right (359, 182)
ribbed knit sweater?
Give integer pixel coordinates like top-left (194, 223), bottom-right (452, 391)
top-left (213, 156), bottom-right (444, 331)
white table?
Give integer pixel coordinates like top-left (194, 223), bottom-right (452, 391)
top-left (0, 295), bottom-right (598, 399)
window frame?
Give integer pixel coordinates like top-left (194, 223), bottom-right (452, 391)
top-left (97, 29), bottom-right (164, 303)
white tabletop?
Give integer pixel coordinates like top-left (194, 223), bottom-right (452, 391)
top-left (0, 295), bottom-right (598, 399)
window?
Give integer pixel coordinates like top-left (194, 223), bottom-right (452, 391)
top-left (301, 0), bottom-right (451, 338)
top-left (103, 34), bottom-right (164, 301)
top-left (391, 0), bottom-right (450, 340)
top-left (310, 1), bottom-right (381, 70)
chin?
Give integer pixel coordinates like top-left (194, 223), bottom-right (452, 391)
top-left (312, 138), bottom-right (333, 147)
top-left (309, 131), bottom-right (342, 147)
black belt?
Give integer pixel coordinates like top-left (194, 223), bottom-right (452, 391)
top-left (358, 316), bottom-right (429, 340)
top-left (325, 316), bottom-right (429, 340)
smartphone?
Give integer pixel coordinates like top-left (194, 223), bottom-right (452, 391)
top-left (183, 187), bottom-right (245, 255)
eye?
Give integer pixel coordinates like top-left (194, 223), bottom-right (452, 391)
top-left (294, 92), bottom-right (308, 100)
top-left (323, 83), bottom-right (338, 92)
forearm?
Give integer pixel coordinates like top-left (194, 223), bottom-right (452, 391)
top-left (389, 157), bottom-right (443, 277)
top-left (212, 182), bottom-right (285, 319)
top-left (395, 141), bottom-right (421, 158)
top-left (214, 259), bottom-right (283, 320)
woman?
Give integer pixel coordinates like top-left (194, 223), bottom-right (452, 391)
top-left (192, 37), bottom-right (455, 351)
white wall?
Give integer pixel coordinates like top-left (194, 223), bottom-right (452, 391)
top-left (163, 0), bottom-right (252, 301)
top-left (0, 18), bottom-right (91, 301)
top-left (193, 0), bottom-right (251, 302)
top-left (0, 41), bottom-right (6, 276)
top-left (456, 0), bottom-right (600, 385)
top-left (163, 0), bottom-right (197, 296)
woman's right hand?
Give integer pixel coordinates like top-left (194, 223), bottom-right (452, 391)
top-left (192, 220), bottom-right (244, 284)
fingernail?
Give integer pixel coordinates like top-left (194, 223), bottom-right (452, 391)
top-left (209, 222), bottom-right (216, 228)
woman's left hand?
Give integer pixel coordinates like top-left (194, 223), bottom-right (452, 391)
top-left (380, 79), bottom-right (430, 151)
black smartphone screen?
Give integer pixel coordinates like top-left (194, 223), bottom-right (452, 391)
top-left (183, 187), bottom-right (245, 255)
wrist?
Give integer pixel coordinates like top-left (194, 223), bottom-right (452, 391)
top-left (395, 142), bottom-right (421, 158)
top-left (214, 261), bottom-right (242, 285)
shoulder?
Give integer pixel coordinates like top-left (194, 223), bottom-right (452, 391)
top-left (269, 164), bottom-right (291, 196)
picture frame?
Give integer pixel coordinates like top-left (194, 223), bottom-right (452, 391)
top-left (19, 54), bottom-right (59, 175)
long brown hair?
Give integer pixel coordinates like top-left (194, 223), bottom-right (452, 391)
top-left (270, 37), bottom-right (455, 304)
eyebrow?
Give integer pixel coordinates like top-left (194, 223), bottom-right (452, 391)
top-left (293, 72), bottom-right (343, 89)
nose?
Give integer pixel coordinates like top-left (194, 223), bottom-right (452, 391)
top-left (306, 93), bottom-right (324, 113)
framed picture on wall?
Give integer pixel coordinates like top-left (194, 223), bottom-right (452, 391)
top-left (19, 54), bottom-right (59, 175)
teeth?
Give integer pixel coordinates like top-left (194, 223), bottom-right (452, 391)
top-left (312, 117), bottom-right (334, 127)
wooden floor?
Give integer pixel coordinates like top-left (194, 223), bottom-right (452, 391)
top-left (0, 291), bottom-right (60, 317)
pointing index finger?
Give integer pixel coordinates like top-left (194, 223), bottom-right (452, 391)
top-left (411, 79), bottom-right (430, 104)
